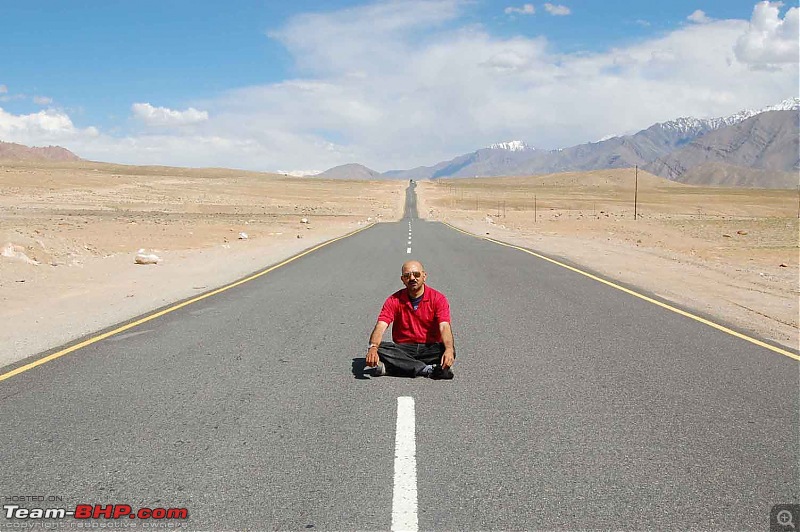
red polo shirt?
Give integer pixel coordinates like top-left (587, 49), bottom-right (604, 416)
top-left (377, 286), bottom-right (451, 344)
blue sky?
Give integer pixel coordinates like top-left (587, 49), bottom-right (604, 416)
top-left (1, 0), bottom-right (797, 172)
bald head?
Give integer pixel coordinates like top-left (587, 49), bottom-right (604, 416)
top-left (402, 260), bottom-right (424, 273)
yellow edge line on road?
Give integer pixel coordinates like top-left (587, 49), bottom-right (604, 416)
top-left (0, 223), bottom-right (377, 383)
top-left (442, 221), bottom-right (799, 362)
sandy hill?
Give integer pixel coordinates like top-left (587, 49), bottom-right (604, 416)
top-left (0, 140), bottom-right (81, 162)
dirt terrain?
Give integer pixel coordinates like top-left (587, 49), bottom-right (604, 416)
top-left (1, 162), bottom-right (797, 369)
top-left (0, 161), bottom-right (406, 366)
top-left (416, 169), bottom-right (798, 353)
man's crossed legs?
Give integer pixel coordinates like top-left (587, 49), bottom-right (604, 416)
top-left (373, 341), bottom-right (455, 379)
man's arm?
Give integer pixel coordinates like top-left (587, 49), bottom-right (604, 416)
top-left (366, 320), bottom-right (389, 367)
top-left (439, 321), bottom-right (455, 369)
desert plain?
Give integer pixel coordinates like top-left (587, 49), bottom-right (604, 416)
top-left (418, 169), bottom-right (798, 354)
top-left (0, 161), bottom-right (797, 368)
top-left (0, 161), bottom-right (406, 366)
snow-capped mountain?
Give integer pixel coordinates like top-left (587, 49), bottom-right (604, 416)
top-left (658, 97), bottom-right (800, 136)
top-left (487, 141), bottom-right (535, 151)
top-left (380, 97), bottom-right (798, 185)
top-left (644, 109), bottom-right (799, 188)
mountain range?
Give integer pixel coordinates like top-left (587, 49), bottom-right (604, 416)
top-left (0, 140), bottom-right (81, 162)
top-left (644, 110), bottom-right (798, 188)
top-left (2, 98), bottom-right (797, 189)
top-left (321, 97), bottom-right (799, 188)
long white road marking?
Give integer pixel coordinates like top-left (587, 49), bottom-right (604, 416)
top-left (392, 396), bottom-right (418, 532)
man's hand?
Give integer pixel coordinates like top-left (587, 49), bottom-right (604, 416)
top-left (366, 321), bottom-right (389, 367)
top-left (439, 321), bottom-right (455, 369)
top-left (366, 346), bottom-right (379, 367)
top-left (440, 347), bottom-right (455, 370)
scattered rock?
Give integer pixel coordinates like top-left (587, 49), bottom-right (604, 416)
top-left (297, 234), bottom-right (303, 239)
top-left (722, 234), bottom-right (732, 238)
top-left (1, 243), bottom-right (39, 265)
top-left (300, 217), bottom-right (309, 224)
top-left (134, 249), bottom-right (161, 265)
top-left (779, 263), bottom-right (788, 268)
top-left (238, 232), bottom-right (248, 240)
top-left (737, 230), bottom-right (748, 235)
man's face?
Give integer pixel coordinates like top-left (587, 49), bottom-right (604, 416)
top-left (401, 264), bottom-right (426, 291)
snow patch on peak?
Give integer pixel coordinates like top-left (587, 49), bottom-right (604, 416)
top-left (658, 97), bottom-right (800, 135)
top-left (487, 140), bottom-right (534, 151)
top-left (758, 97), bottom-right (800, 113)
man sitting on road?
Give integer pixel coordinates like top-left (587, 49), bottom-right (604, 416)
top-left (366, 260), bottom-right (455, 379)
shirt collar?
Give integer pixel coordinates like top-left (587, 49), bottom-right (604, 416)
top-left (403, 286), bottom-right (427, 303)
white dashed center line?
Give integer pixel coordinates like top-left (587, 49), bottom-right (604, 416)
top-left (392, 396), bottom-right (418, 532)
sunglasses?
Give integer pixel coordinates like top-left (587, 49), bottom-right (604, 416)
top-left (401, 271), bottom-right (423, 280)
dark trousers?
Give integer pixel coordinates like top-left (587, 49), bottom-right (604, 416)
top-left (377, 342), bottom-right (453, 377)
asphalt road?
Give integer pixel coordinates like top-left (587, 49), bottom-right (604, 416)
top-left (1, 182), bottom-right (798, 531)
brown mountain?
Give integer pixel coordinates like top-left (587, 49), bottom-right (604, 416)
top-left (644, 110), bottom-right (799, 189)
top-left (0, 140), bottom-right (81, 162)
top-left (315, 163), bottom-right (385, 179)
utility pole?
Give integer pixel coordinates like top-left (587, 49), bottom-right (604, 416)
top-left (634, 165), bottom-right (639, 220)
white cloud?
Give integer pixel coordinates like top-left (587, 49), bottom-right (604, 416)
top-left (735, 1), bottom-right (799, 67)
top-left (0, 107), bottom-right (99, 146)
top-left (543, 3), bottom-right (571, 16)
top-left (687, 10), bottom-right (712, 24)
top-left (4, 0), bottom-right (797, 172)
top-left (33, 96), bottom-right (53, 106)
top-left (0, 86), bottom-right (25, 103)
top-left (131, 103), bottom-right (209, 127)
top-left (504, 4), bottom-right (535, 15)
top-left (635, 19), bottom-right (651, 27)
